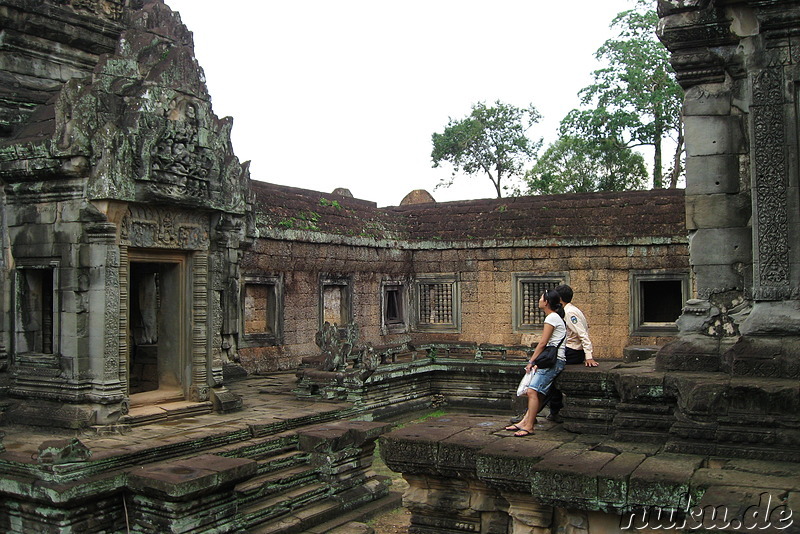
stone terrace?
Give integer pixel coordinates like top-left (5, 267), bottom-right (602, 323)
top-left (380, 413), bottom-right (800, 534)
top-left (0, 374), bottom-right (397, 533)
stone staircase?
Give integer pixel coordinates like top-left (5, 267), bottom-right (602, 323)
top-left (124, 421), bottom-right (393, 533)
top-left (0, 371), bottom-right (398, 534)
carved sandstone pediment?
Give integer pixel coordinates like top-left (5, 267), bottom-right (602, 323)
top-left (43, 1), bottom-right (250, 215)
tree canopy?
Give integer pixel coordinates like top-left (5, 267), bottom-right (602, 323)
top-left (431, 100), bottom-right (541, 198)
top-left (526, 135), bottom-right (647, 195)
top-left (560, 0), bottom-right (684, 189)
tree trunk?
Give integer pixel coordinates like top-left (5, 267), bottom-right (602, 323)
top-left (669, 117), bottom-right (684, 188)
top-left (493, 171), bottom-right (503, 198)
top-left (653, 121), bottom-right (663, 189)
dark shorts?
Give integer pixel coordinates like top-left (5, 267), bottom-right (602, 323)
top-left (565, 347), bottom-right (586, 365)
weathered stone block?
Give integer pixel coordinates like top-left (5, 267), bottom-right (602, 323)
top-left (692, 264), bottom-right (747, 296)
top-left (739, 301), bottom-right (800, 337)
top-left (209, 386), bottom-right (242, 413)
top-left (528, 448), bottom-right (616, 506)
top-left (685, 154), bottom-right (741, 195)
top-left (684, 115), bottom-right (744, 156)
top-left (656, 336), bottom-right (722, 372)
top-left (622, 346), bottom-right (660, 363)
top-left (127, 454), bottom-right (257, 500)
top-left (5, 400), bottom-right (96, 429)
top-left (683, 86), bottom-right (732, 116)
top-left (628, 453), bottom-right (704, 507)
top-left (476, 438), bottom-right (560, 494)
top-left (685, 193), bottom-right (750, 229)
top-left (597, 452), bottom-right (647, 507)
top-left (688, 227), bottom-right (752, 265)
top-left (299, 421), bottom-right (389, 453)
top-left (438, 422), bottom-right (505, 477)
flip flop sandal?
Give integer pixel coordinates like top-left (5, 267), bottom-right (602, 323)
top-left (513, 429), bottom-right (534, 437)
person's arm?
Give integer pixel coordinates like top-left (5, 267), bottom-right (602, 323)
top-left (525, 322), bottom-right (554, 373)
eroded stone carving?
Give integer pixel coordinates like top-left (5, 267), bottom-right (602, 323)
top-left (121, 206), bottom-right (209, 250)
top-left (752, 67), bottom-right (790, 291)
top-left (150, 101), bottom-right (215, 199)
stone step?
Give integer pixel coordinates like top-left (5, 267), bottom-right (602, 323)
top-left (306, 490), bottom-right (403, 534)
top-left (234, 462), bottom-right (317, 496)
top-left (247, 497), bottom-right (342, 534)
top-left (121, 400), bottom-right (213, 426)
top-left (238, 481), bottom-right (328, 524)
top-left (254, 449), bottom-right (308, 473)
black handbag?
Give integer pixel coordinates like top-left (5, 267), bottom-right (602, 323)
top-left (533, 318), bottom-right (566, 369)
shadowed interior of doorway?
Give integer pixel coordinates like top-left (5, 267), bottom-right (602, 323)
top-left (129, 260), bottom-right (184, 407)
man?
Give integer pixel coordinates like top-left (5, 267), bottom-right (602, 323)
top-left (541, 284), bottom-right (598, 422)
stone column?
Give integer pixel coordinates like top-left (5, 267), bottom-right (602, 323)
top-left (657, 1), bottom-right (800, 376)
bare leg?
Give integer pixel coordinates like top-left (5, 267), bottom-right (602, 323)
top-left (514, 389), bottom-right (542, 436)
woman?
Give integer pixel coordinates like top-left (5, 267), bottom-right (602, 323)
top-left (506, 289), bottom-right (567, 437)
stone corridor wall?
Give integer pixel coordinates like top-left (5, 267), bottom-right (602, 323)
top-left (239, 237), bottom-right (414, 372)
top-left (239, 186), bottom-right (689, 373)
top-left (413, 242), bottom-right (689, 356)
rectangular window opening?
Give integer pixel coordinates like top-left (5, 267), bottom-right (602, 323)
top-left (512, 273), bottom-right (567, 333)
top-left (381, 281), bottom-right (408, 334)
top-left (630, 270), bottom-right (689, 336)
top-left (242, 275), bottom-right (283, 346)
top-left (641, 280), bottom-right (683, 324)
top-left (413, 274), bottom-right (460, 333)
top-left (16, 266), bottom-right (56, 354)
top-left (319, 275), bottom-right (353, 331)
top-left (244, 283), bottom-right (275, 335)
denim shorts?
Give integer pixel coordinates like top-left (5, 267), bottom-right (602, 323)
top-left (527, 359), bottom-right (566, 395)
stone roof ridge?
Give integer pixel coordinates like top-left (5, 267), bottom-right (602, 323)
top-left (250, 179), bottom-right (378, 210)
top-left (379, 188), bottom-right (686, 242)
top-left (382, 188), bottom-right (684, 213)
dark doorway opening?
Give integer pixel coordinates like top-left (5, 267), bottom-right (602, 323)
top-left (129, 260), bottom-right (183, 403)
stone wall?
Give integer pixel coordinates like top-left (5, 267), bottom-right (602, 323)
top-left (239, 229), bottom-right (688, 373)
top-left (239, 237), bottom-right (414, 371)
top-left (412, 242), bottom-right (688, 357)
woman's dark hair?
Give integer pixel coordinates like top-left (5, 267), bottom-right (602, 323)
top-left (543, 289), bottom-right (564, 318)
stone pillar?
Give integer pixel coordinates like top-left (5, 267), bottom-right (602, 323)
top-left (657, 1), bottom-right (800, 376)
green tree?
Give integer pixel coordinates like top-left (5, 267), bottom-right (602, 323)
top-left (562, 0), bottom-right (684, 188)
top-left (526, 135), bottom-right (647, 195)
top-left (431, 100), bottom-right (541, 198)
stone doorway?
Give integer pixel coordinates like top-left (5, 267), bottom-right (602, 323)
top-left (127, 251), bottom-right (188, 406)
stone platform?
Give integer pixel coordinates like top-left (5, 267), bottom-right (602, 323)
top-left (380, 413), bottom-right (800, 533)
top-left (0, 373), bottom-right (392, 533)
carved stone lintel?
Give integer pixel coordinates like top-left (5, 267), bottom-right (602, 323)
top-left (120, 206), bottom-right (209, 250)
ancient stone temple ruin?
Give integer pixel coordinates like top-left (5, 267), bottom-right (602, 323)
top-left (0, 0), bottom-right (797, 533)
top-left (0, 0), bottom-right (252, 428)
top-left (378, 2), bottom-right (800, 533)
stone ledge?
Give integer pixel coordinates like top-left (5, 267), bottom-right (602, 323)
top-left (380, 414), bottom-right (800, 527)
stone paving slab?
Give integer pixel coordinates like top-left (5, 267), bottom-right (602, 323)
top-left (1, 374), bottom-right (345, 457)
top-left (0, 373), bottom-right (352, 474)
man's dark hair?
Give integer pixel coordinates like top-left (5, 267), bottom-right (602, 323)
top-left (555, 284), bottom-right (573, 304)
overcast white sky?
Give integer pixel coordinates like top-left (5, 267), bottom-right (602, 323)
top-left (166, 1), bottom-right (635, 206)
